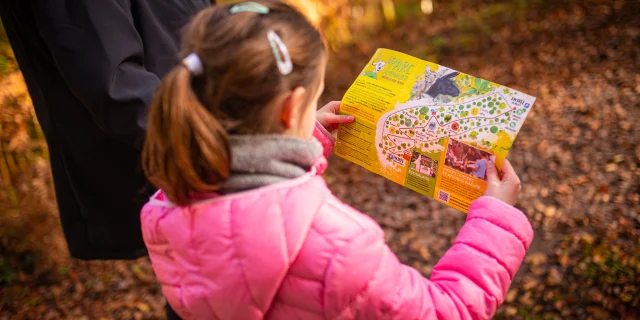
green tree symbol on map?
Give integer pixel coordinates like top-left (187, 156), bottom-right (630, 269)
top-left (459, 76), bottom-right (493, 97)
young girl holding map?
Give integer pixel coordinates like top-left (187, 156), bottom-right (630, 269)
top-left (139, 2), bottom-right (533, 318)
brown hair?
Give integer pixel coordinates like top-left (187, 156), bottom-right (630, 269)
top-left (142, 0), bottom-right (326, 205)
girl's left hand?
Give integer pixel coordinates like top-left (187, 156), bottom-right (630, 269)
top-left (316, 101), bottom-right (355, 138)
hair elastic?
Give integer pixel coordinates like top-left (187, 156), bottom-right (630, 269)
top-left (182, 53), bottom-right (203, 76)
top-left (267, 30), bottom-right (293, 75)
top-left (230, 2), bottom-right (270, 14)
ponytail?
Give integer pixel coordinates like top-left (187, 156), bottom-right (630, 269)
top-left (143, 1), bottom-right (327, 205)
top-left (142, 66), bottom-right (230, 206)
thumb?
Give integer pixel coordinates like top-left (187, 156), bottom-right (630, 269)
top-left (324, 113), bottom-right (355, 125)
top-left (500, 159), bottom-right (517, 182)
top-left (486, 160), bottom-right (500, 184)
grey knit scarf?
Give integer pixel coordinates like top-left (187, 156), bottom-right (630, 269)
top-left (218, 135), bottom-right (323, 194)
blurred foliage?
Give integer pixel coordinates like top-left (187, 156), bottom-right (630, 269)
top-left (0, 22), bottom-right (18, 76)
top-left (0, 21), bottom-right (66, 286)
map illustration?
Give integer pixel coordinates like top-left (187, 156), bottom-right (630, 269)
top-left (336, 48), bottom-right (536, 213)
top-left (376, 64), bottom-right (534, 168)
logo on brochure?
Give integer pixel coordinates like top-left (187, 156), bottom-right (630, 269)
top-left (362, 53), bottom-right (386, 80)
top-left (387, 154), bottom-right (405, 166)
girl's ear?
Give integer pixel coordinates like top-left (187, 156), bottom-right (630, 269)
top-left (280, 86), bottom-right (307, 128)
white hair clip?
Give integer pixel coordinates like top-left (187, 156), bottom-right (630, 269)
top-left (267, 30), bottom-right (293, 75)
top-left (182, 53), bottom-right (203, 76)
top-left (230, 2), bottom-right (270, 14)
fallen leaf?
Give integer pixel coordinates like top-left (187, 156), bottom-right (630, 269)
top-left (587, 288), bottom-right (604, 303)
top-left (558, 255), bottom-right (571, 267)
top-left (526, 252), bottom-right (548, 266)
top-left (587, 306), bottom-right (610, 319)
top-left (540, 188), bottom-right (549, 197)
top-left (519, 292), bottom-right (535, 307)
top-left (505, 306), bottom-right (518, 317)
top-left (136, 302), bottom-right (150, 312)
top-left (544, 206), bottom-right (557, 217)
top-left (612, 154), bottom-right (624, 163)
top-left (505, 288), bottom-right (518, 303)
top-left (546, 268), bottom-right (562, 286)
top-left (598, 185), bottom-right (609, 193)
top-left (524, 279), bottom-right (539, 290)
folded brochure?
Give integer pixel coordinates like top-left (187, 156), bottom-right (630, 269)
top-left (335, 48), bottom-right (536, 213)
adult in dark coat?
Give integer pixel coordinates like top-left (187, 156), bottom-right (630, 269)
top-left (0, 0), bottom-right (212, 261)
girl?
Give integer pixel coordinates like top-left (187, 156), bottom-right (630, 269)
top-left (141, 1), bottom-right (533, 319)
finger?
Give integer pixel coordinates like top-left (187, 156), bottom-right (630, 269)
top-left (485, 160), bottom-right (500, 184)
top-left (327, 101), bottom-right (341, 113)
top-left (319, 101), bottom-right (340, 113)
top-left (323, 113), bottom-right (354, 125)
top-left (502, 159), bottom-right (516, 177)
top-left (500, 159), bottom-right (517, 180)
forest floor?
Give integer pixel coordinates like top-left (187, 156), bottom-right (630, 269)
top-left (1, 0), bottom-right (639, 319)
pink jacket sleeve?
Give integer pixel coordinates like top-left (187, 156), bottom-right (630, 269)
top-left (325, 196), bottom-right (534, 320)
top-left (313, 120), bottom-right (336, 159)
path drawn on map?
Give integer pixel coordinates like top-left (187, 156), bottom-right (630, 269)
top-left (378, 90), bottom-right (529, 159)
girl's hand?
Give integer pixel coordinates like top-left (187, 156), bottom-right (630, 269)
top-left (316, 101), bottom-right (355, 138)
top-left (484, 159), bottom-right (521, 206)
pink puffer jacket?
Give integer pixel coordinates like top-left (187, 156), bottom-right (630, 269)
top-left (141, 123), bottom-right (534, 320)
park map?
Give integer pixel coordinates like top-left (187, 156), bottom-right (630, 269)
top-left (335, 49), bottom-right (536, 213)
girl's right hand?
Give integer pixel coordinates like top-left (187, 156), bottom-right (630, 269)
top-left (316, 101), bottom-right (355, 139)
top-left (484, 159), bottom-right (521, 206)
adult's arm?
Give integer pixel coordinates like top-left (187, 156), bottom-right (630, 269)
top-left (30, 0), bottom-right (161, 150)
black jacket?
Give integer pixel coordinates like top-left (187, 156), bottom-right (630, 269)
top-left (0, 0), bottom-right (211, 260)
